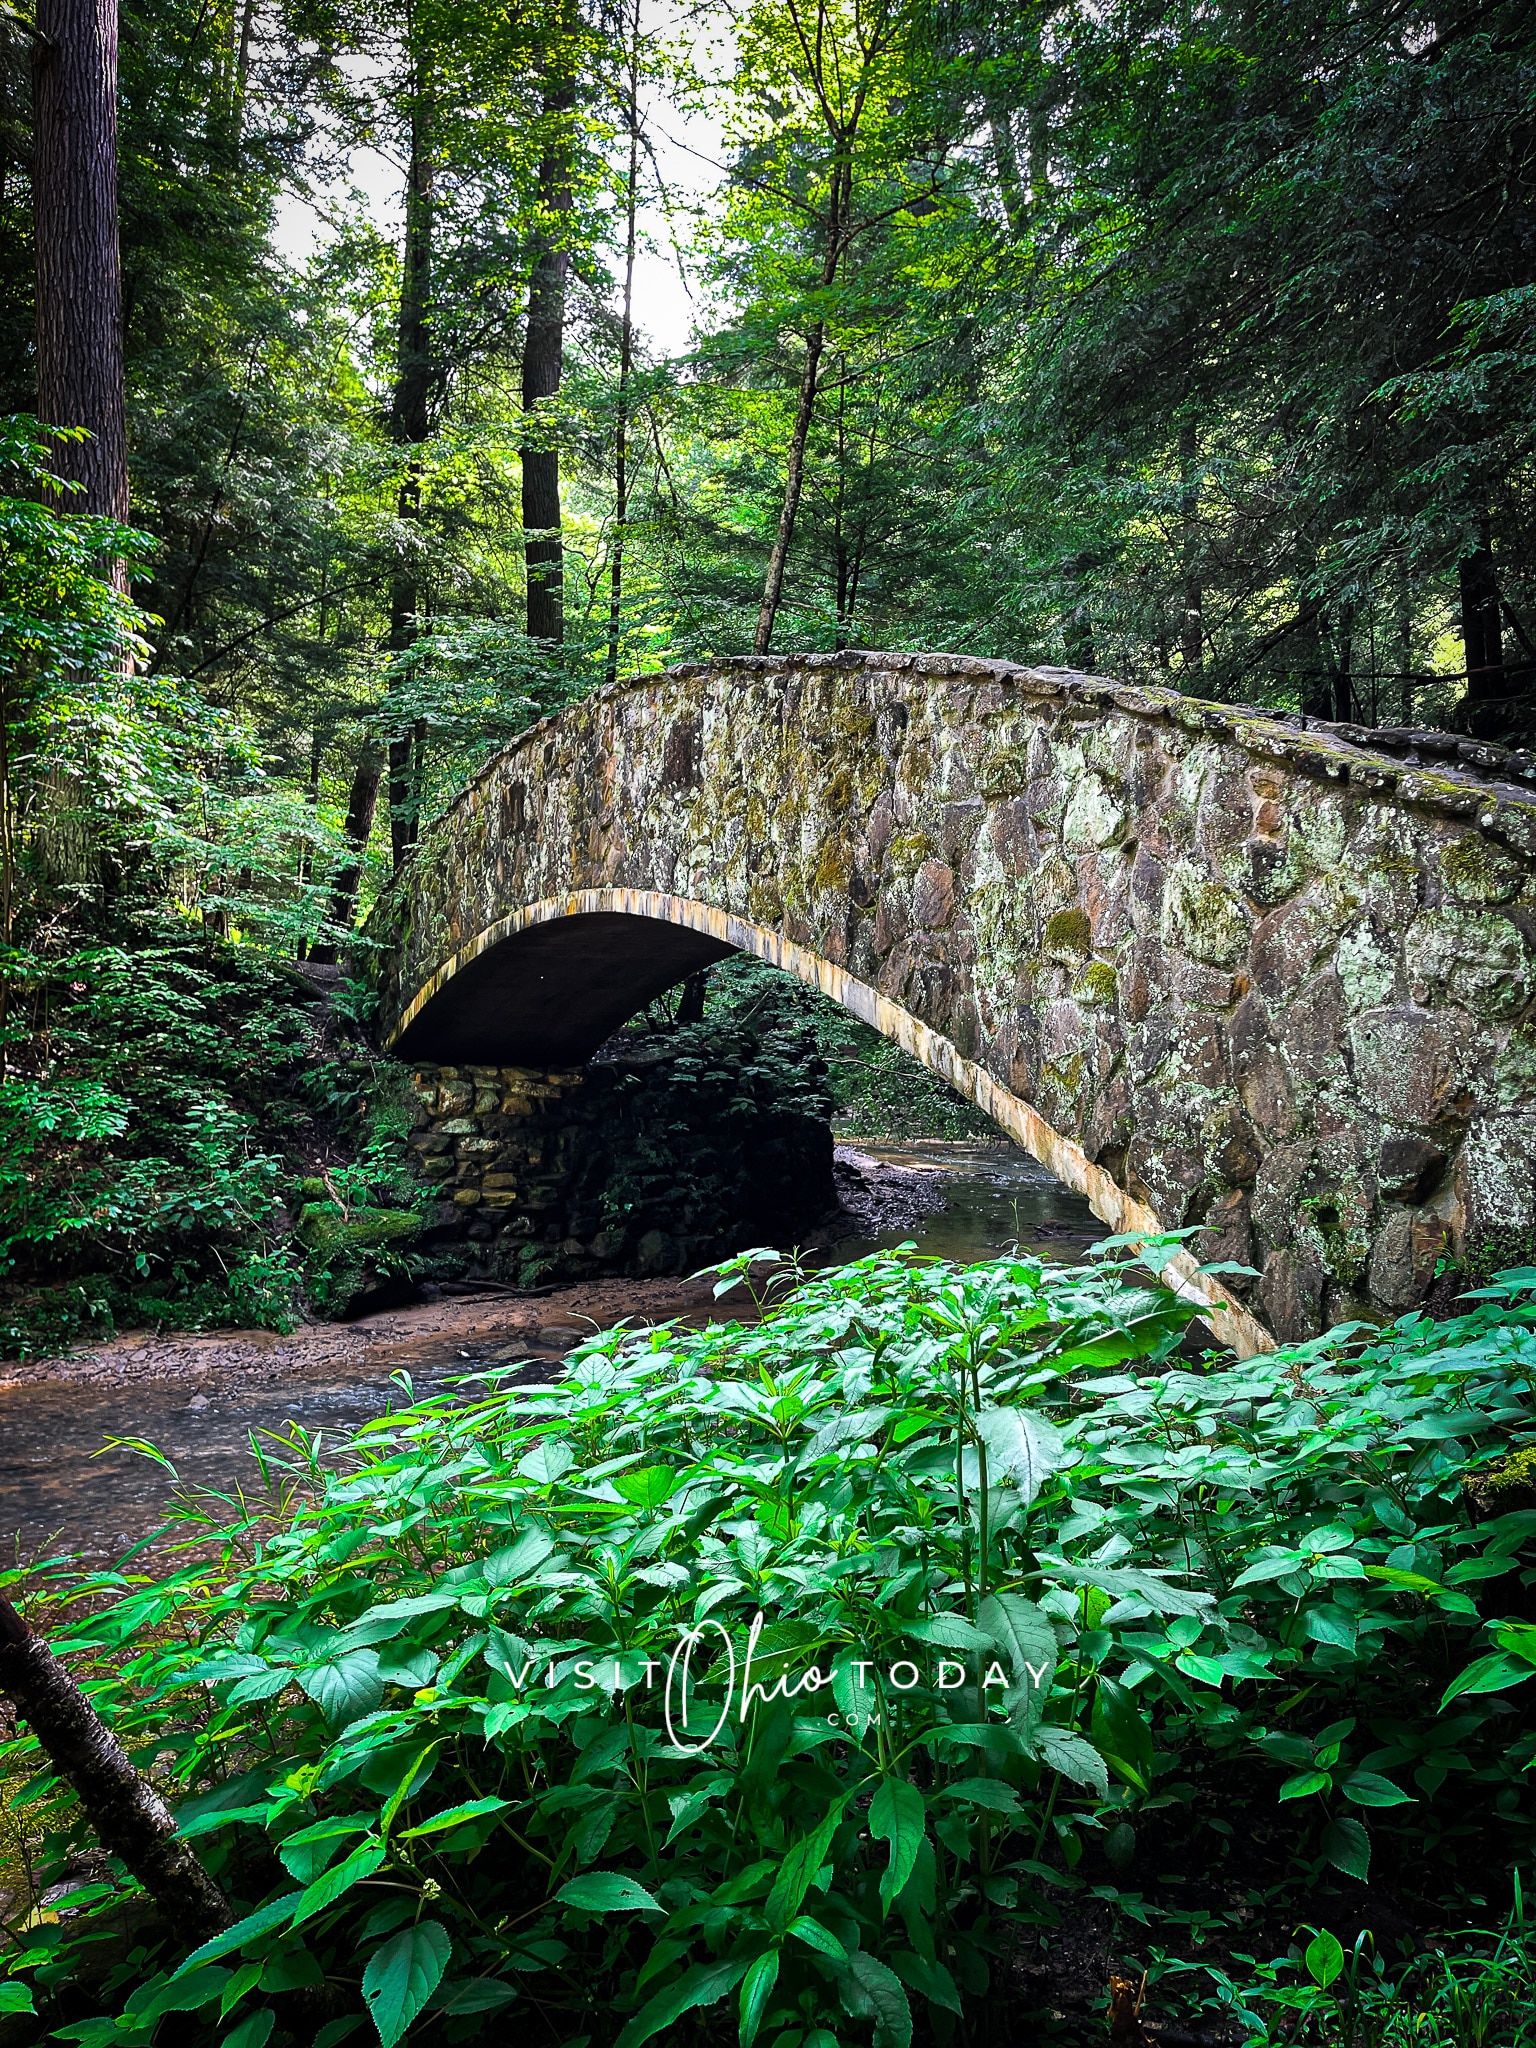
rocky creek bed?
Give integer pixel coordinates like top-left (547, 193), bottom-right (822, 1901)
top-left (0, 1142), bottom-right (1098, 1565)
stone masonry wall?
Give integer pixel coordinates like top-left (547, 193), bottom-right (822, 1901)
top-left (405, 1027), bottom-right (836, 1284)
top-left (370, 652), bottom-right (1536, 1342)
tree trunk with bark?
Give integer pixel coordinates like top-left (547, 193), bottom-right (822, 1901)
top-left (1179, 418), bottom-right (1202, 680)
top-left (523, 70), bottom-right (574, 647)
top-left (33, 0), bottom-right (129, 522)
top-left (0, 1594), bottom-right (229, 1940)
top-left (386, 57), bottom-right (436, 871)
top-left (604, 9), bottom-right (640, 690)
top-left (310, 744), bottom-right (384, 964)
top-left (1460, 519), bottom-right (1506, 702)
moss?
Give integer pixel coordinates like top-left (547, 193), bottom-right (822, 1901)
top-left (1044, 907), bottom-right (1092, 961)
top-left (1465, 1446), bottom-right (1536, 1518)
top-left (1073, 960), bottom-right (1119, 1007)
top-left (889, 831), bottom-right (939, 877)
top-left (295, 1203), bottom-right (423, 1255)
top-left (814, 838), bottom-right (854, 893)
top-left (979, 745), bottom-right (1031, 799)
top-left (1443, 832), bottom-right (1523, 906)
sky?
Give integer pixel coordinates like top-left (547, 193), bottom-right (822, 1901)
top-left (271, 7), bottom-right (733, 361)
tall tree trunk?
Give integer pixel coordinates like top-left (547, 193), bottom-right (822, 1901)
top-left (986, 100), bottom-right (1027, 238)
top-left (604, 5), bottom-right (640, 691)
top-left (1460, 516), bottom-right (1505, 704)
top-left (33, 0), bottom-right (128, 524)
top-left (0, 1594), bottom-right (229, 1940)
top-left (1178, 418), bottom-right (1202, 680)
top-left (523, 65), bottom-right (574, 647)
top-left (310, 745), bottom-right (384, 965)
top-left (386, 55), bottom-right (435, 871)
top-left (754, 153), bottom-right (850, 657)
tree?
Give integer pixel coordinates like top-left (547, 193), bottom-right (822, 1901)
top-left (32, 0), bottom-right (128, 522)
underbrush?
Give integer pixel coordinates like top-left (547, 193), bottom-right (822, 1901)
top-left (698, 957), bottom-right (995, 1143)
top-left (0, 933), bottom-right (439, 1356)
top-left (0, 930), bottom-right (323, 1356)
top-left (3, 1249), bottom-right (1536, 2046)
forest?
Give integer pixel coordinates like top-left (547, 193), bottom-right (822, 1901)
top-left (2, 0), bottom-right (1536, 2042)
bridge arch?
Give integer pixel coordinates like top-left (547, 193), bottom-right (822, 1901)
top-left (367, 651), bottom-right (1536, 1356)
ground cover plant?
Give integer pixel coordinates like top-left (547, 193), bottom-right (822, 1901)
top-left (3, 1247), bottom-right (1536, 2046)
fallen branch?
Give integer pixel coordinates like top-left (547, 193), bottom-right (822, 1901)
top-left (0, 1592), bottom-right (230, 1941)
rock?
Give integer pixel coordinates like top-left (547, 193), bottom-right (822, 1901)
top-left (1377, 1135), bottom-right (1447, 1204)
top-left (636, 1228), bottom-right (675, 1275)
top-left (295, 1204), bottom-right (422, 1254)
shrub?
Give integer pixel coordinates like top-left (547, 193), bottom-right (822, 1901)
top-left (4, 1250), bottom-right (1536, 2046)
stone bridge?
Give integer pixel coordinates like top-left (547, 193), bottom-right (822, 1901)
top-left (366, 650), bottom-right (1536, 1355)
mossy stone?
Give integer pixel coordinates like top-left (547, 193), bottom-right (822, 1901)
top-left (296, 1203), bottom-right (422, 1255)
top-left (1044, 906), bottom-right (1092, 962)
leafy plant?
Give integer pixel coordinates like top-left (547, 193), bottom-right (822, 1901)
top-left (4, 1252), bottom-right (1536, 2044)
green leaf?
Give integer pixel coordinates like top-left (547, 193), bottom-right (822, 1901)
top-left (517, 1440), bottom-right (575, 1486)
top-left (1440, 1652), bottom-right (1536, 1709)
top-left (764, 1801), bottom-right (847, 1935)
top-left (297, 1650), bottom-right (385, 1727)
top-left (788, 1916), bottom-right (848, 1961)
top-left (277, 1817), bottom-right (374, 1883)
top-left (890, 1950), bottom-right (963, 2016)
top-left (613, 1466), bottom-right (678, 1508)
top-left (1279, 1769), bottom-right (1332, 1801)
top-left (1321, 1817), bottom-right (1371, 1882)
top-left (614, 1958), bottom-right (749, 2048)
top-left (939, 1777), bottom-right (1023, 1815)
top-left (1091, 1677), bottom-right (1154, 1795)
top-left (1304, 1930), bottom-right (1345, 1989)
top-left (0, 1985), bottom-right (35, 2015)
top-left (901, 1613), bottom-right (994, 1652)
top-left (842, 1951), bottom-right (913, 2048)
top-left (223, 2013), bottom-right (275, 2048)
top-left (314, 2019), bottom-right (367, 2048)
top-left (174, 1894), bottom-right (304, 1975)
top-left (978, 1589), bottom-right (1057, 1723)
top-left (362, 1921), bottom-right (451, 2048)
top-left (974, 1407), bottom-right (1065, 1504)
top-left (1028, 1724), bottom-right (1109, 1798)
top-left (1339, 1770), bottom-right (1414, 1808)
top-left (738, 1950), bottom-right (780, 2048)
top-left (432, 1979), bottom-right (517, 2014)
top-left (399, 1798), bottom-right (511, 1840)
top-left (292, 1840), bottom-right (386, 1927)
top-left (483, 1528), bottom-right (557, 1584)
top-left (869, 1777), bottom-right (926, 1913)
top-left (556, 1872), bottom-right (661, 1914)
top-left (132, 1965), bottom-right (233, 2019)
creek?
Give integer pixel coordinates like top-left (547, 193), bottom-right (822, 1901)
top-left (0, 1140), bottom-right (1097, 1568)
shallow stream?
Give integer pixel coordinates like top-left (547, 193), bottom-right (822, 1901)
top-left (0, 1139), bottom-right (1098, 1566)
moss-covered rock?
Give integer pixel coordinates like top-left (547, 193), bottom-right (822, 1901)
top-left (295, 1203), bottom-right (422, 1255)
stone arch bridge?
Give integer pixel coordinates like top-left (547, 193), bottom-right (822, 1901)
top-left (366, 650), bottom-right (1536, 1355)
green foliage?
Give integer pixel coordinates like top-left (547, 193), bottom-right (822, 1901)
top-left (701, 956), bottom-right (994, 1141)
top-left (6, 1253), bottom-right (1536, 2043)
top-left (0, 932), bottom-right (319, 1354)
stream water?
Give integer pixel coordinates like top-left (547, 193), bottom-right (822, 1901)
top-left (0, 1140), bottom-right (1099, 1567)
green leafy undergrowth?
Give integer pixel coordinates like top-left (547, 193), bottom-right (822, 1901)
top-left (0, 930), bottom-right (322, 1354)
top-left (6, 1253), bottom-right (1536, 2046)
top-left (698, 955), bottom-right (995, 1142)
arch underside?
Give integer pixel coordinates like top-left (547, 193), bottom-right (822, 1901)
top-left (391, 888), bottom-right (1275, 1359)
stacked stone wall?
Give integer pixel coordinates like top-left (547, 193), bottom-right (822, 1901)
top-left (404, 1030), bottom-right (836, 1283)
